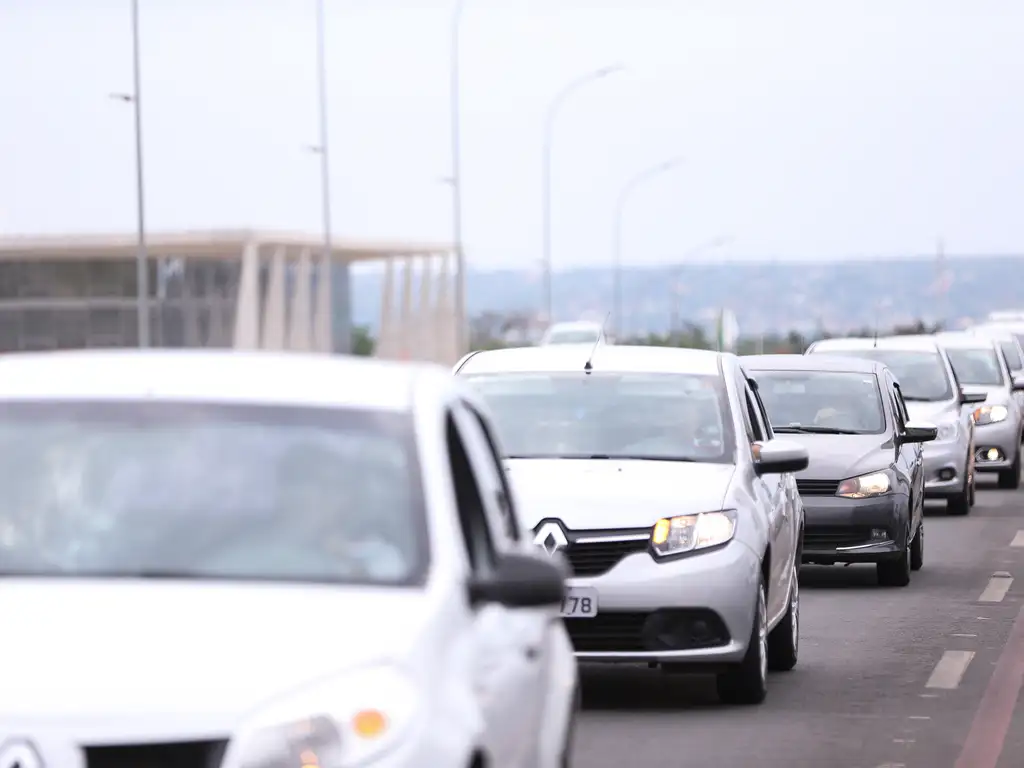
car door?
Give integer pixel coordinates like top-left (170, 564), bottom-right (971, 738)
top-left (737, 371), bottom-right (791, 621)
top-left (452, 402), bottom-right (548, 768)
top-left (884, 374), bottom-right (920, 532)
top-left (445, 408), bottom-right (539, 768)
top-left (751, 378), bottom-right (802, 564)
top-left (892, 380), bottom-right (926, 528)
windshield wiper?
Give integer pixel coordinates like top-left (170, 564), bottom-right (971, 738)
top-left (774, 425), bottom-right (861, 435)
top-left (902, 396), bottom-right (945, 403)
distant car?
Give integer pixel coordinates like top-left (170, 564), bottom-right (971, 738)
top-left (979, 315), bottom-right (1024, 354)
top-left (805, 335), bottom-right (982, 514)
top-left (0, 350), bottom-right (578, 768)
top-left (968, 324), bottom-right (1024, 413)
top-left (742, 354), bottom-right (936, 586)
top-left (456, 345), bottom-right (809, 705)
top-left (934, 332), bottom-right (1024, 489)
top-left (539, 321), bottom-right (611, 346)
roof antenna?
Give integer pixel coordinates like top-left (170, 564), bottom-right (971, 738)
top-left (872, 299), bottom-right (879, 348)
top-left (583, 312), bottom-right (611, 374)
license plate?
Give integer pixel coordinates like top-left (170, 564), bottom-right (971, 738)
top-left (560, 587), bottom-right (598, 618)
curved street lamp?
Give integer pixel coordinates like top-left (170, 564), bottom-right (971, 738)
top-left (541, 63), bottom-right (624, 323)
top-left (449, 0), bottom-right (469, 357)
top-left (612, 157), bottom-right (683, 335)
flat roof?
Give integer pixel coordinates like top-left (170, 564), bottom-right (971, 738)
top-left (742, 353), bottom-right (882, 374)
top-left (0, 230), bottom-right (453, 263)
top-left (457, 344), bottom-right (724, 376)
top-left (0, 349), bottom-right (451, 410)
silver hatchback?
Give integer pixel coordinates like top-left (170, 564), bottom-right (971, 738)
top-left (455, 345), bottom-right (809, 705)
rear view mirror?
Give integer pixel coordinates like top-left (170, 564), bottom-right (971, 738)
top-left (902, 420), bottom-right (938, 443)
top-left (754, 439), bottom-right (809, 475)
top-left (1013, 375), bottom-right (1024, 392)
top-left (959, 389), bottom-right (988, 405)
top-left (468, 552), bottom-right (566, 608)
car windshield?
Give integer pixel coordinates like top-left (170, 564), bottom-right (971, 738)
top-left (0, 401), bottom-right (427, 585)
top-left (544, 330), bottom-right (600, 344)
top-left (810, 348), bottom-right (953, 402)
top-left (998, 341), bottom-right (1023, 372)
top-left (752, 370), bottom-right (886, 435)
top-left (464, 372), bottom-right (735, 464)
top-left (944, 347), bottom-right (1005, 386)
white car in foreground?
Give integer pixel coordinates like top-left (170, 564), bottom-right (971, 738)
top-left (0, 350), bottom-right (577, 768)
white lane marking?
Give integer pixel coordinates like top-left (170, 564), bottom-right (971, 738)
top-left (926, 650), bottom-right (976, 689)
top-left (920, 693), bottom-right (940, 698)
top-left (978, 576), bottom-right (1014, 603)
top-left (951, 633), bottom-right (977, 638)
top-left (908, 715), bottom-right (931, 720)
top-left (876, 764), bottom-right (907, 767)
top-left (1012, 530), bottom-right (1024, 547)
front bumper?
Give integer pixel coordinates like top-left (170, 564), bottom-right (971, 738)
top-left (563, 539), bottom-right (761, 665)
top-left (922, 440), bottom-right (968, 497)
top-left (974, 419), bottom-right (1020, 472)
top-left (801, 494), bottom-right (909, 564)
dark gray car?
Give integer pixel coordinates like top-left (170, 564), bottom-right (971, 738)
top-left (741, 354), bottom-right (937, 587)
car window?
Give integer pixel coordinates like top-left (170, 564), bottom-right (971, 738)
top-left (0, 401), bottom-right (429, 586)
top-left (944, 347), bottom-right (1005, 386)
top-left (809, 348), bottom-right (953, 402)
top-left (743, 385), bottom-right (767, 442)
top-left (463, 371), bottom-right (735, 464)
top-left (998, 341), bottom-right (1023, 372)
top-left (892, 382), bottom-right (911, 424)
top-left (544, 330), bottom-right (600, 344)
top-left (753, 370), bottom-right (886, 435)
top-left (752, 386), bottom-right (776, 440)
top-left (455, 401), bottom-right (521, 544)
top-left (446, 411), bottom-right (498, 574)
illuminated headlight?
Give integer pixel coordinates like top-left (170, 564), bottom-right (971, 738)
top-left (221, 666), bottom-right (419, 768)
top-left (935, 422), bottom-right (959, 442)
top-left (974, 405), bottom-right (1008, 425)
top-left (837, 471), bottom-right (891, 499)
top-left (651, 510), bottom-right (736, 557)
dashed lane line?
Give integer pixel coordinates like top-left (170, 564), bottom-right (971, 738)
top-left (978, 574), bottom-right (1014, 603)
top-left (1011, 530), bottom-right (1024, 547)
top-left (926, 650), bottom-right (976, 690)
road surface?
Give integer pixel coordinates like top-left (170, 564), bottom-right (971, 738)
top-left (572, 475), bottom-right (1024, 768)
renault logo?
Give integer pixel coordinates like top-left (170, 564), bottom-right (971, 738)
top-left (0, 741), bottom-right (43, 768)
top-left (534, 522), bottom-right (568, 555)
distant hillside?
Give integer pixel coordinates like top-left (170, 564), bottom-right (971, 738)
top-left (350, 254), bottom-right (1024, 335)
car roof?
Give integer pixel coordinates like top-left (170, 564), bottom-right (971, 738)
top-left (933, 332), bottom-right (998, 351)
top-left (457, 344), bottom-right (724, 376)
top-left (808, 335), bottom-right (940, 353)
top-left (742, 353), bottom-right (883, 374)
top-left (970, 324), bottom-right (1020, 341)
top-left (0, 350), bottom-right (449, 411)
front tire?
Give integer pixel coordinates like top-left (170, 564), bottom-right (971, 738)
top-left (910, 521), bottom-right (924, 571)
top-left (998, 448), bottom-right (1021, 490)
top-left (947, 478), bottom-right (970, 516)
top-left (767, 563), bottom-right (800, 671)
top-left (717, 577), bottom-right (768, 705)
top-left (877, 527), bottom-right (912, 587)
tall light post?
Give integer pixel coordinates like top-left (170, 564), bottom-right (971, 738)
top-left (449, 0), bottom-right (468, 358)
top-left (611, 157), bottom-right (682, 336)
top-left (541, 63), bottom-right (624, 325)
top-left (668, 235), bottom-right (732, 334)
top-left (110, 0), bottom-right (149, 348)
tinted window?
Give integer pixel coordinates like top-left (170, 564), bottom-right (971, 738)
top-left (464, 372), bottom-right (735, 464)
top-left (944, 347), bottom-right (1005, 386)
top-left (1016, 333), bottom-right (1024, 351)
top-left (753, 370), bottom-right (886, 434)
top-left (544, 330), bottom-right (600, 344)
top-left (809, 348), bottom-right (953, 402)
top-left (999, 341), bottom-right (1023, 371)
top-left (0, 401), bottom-right (428, 585)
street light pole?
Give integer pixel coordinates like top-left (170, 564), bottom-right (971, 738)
top-left (111, 0), bottom-right (149, 347)
top-left (611, 157), bottom-right (682, 337)
top-left (449, 0), bottom-right (467, 358)
top-left (540, 63), bottom-right (623, 325)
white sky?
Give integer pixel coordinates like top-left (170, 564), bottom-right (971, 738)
top-left (1, 0), bottom-right (1023, 269)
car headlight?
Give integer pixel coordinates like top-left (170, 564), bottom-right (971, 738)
top-left (650, 510), bottom-right (736, 557)
top-left (974, 405), bottom-right (1008, 425)
top-left (220, 666), bottom-right (419, 768)
top-left (935, 422), bottom-right (959, 442)
top-left (837, 471), bottom-right (891, 499)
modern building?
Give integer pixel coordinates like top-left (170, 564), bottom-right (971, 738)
top-left (0, 230), bottom-right (462, 364)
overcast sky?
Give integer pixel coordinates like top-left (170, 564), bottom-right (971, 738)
top-left (1, 0), bottom-right (1023, 270)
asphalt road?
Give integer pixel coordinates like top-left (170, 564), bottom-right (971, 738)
top-left (571, 474), bottom-right (1024, 768)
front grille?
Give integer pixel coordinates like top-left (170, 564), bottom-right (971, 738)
top-left (566, 609), bottom-right (730, 653)
top-left (85, 741), bottom-right (228, 768)
top-left (804, 525), bottom-right (873, 550)
top-left (566, 538), bottom-right (649, 577)
top-left (797, 479), bottom-right (840, 496)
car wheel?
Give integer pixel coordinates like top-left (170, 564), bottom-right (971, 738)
top-left (998, 448), bottom-right (1021, 489)
top-left (947, 481), bottom-right (970, 516)
top-left (767, 562), bottom-right (799, 672)
top-left (877, 527), bottom-right (912, 587)
top-left (910, 521), bottom-right (924, 571)
top-left (716, 576), bottom-right (768, 705)
top-left (968, 470), bottom-right (977, 506)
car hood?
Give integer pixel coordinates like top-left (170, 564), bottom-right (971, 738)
top-left (904, 399), bottom-right (960, 424)
top-left (505, 459), bottom-right (735, 530)
top-left (780, 433), bottom-right (893, 481)
top-left (0, 580), bottom-right (430, 741)
top-left (962, 385), bottom-right (1011, 405)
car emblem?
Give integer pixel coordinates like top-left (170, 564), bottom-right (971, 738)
top-left (0, 741), bottom-right (43, 768)
top-left (534, 522), bottom-right (568, 555)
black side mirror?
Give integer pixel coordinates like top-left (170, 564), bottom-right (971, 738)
top-left (959, 389), bottom-right (988, 405)
top-left (468, 552), bottom-right (566, 609)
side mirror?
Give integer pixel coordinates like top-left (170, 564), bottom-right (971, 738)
top-left (959, 389), bottom-right (988, 405)
top-left (1013, 375), bottom-right (1024, 392)
top-left (754, 439), bottom-right (810, 475)
top-left (467, 552), bottom-right (566, 609)
top-left (902, 420), bottom-right (938, 443)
